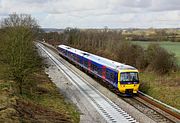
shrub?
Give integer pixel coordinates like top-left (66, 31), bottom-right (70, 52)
top-left (136, 51), bottom-right (148, 70)
top-left (146, 44), bottom-right (177, 74)
top-left (116, 41), bottom-right (145, 68)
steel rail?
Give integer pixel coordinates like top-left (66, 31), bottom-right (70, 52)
top-left (138, 91), bottom-right (180, 114)
top-left (36, 43), bottom-right (138, 123)
top-left (137, 91), bottom-right (180, 121)
top-left (39, 41), bottom-right (180, 122)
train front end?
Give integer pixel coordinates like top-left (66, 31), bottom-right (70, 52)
top-left (117, 70), bottom-right (139, 94)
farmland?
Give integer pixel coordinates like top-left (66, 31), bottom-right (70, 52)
top-left (133, 41), bottom-right (180, 65)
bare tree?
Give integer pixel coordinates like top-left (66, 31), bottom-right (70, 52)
top-left (0, 13), bottom-right (41, 94)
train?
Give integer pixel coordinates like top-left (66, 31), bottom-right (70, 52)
top-left (57, 45), bottom-right (140, 95)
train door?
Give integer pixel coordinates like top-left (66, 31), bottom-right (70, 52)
top-left (102, 66), bottom-right (106, 79)
top-left (88, 60), bottom-right (91, 71)
top-left (117, 71), bottom-right (121, 89)
top-left (114, 72), bottom-right (118, 87)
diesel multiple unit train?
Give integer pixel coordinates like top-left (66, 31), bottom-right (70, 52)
top-left (57, 45), bottom-right (140, 95)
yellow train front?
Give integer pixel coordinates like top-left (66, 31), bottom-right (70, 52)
top-left (117, 69), bottom-right (140, 95)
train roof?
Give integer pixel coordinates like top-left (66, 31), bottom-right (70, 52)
top-left (58, 45), bottom-right (137, 71)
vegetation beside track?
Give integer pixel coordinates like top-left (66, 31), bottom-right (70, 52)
top-left (139, 72), bottom-right (180, 109)
top-left (133, 41), bottom-right (180, 109)
top-left (41, 28), bottom-right (180, 110)
top-left (0, 14), bottom-right (79, 122)
top-left (0, 66), bottom-right (79, 122)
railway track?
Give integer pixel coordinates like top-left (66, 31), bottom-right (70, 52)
top-left (98, 77), bottom-right (179, 123)
top-left (37, 42), bottom-right (138, 123)
top-left (93, 77), bottom-right (179, 123)
top-left (122, 97), bottom-right (177, 123)
top-left (38, 42), bottom-right (180, 123)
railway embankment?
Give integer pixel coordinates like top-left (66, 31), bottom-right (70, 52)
top-left (42, 41), bottom-right (180, 122)
top-left (0, 13), bottom-right (80, 122)
top-left (39, 41), bottom-right (159, 122)
top-left (46, 39), bottom-right (180, 110)
top-left (0, 56), bottom-right (80, 123)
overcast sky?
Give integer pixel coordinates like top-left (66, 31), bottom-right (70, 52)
top-left (0, 0), bottom-right (180, 28)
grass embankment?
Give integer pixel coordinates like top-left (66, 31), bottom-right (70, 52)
top-left (139, 72), bottom-right (180, 109)
top-left (133, 41), bottom-right (180, 109)
top-left (0, 64), bottom-right (80, 122)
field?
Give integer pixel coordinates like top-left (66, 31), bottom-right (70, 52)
top-left (133, 41), bottom-right (180, 65)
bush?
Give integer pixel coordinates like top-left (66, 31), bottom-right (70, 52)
top-left (146, 44), bottom-right (177, 74)
top-left (116, 41), bottom-right (145, 68)
top-left (136, 51), bottom-right (148, 70)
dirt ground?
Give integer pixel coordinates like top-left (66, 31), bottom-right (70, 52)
top-left (14, 99), bottom-right (72, 123)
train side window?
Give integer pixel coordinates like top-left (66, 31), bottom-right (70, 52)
top-left (93, 64), bottom-right (98, 73)
top-left (91, 64), bottom-right (94, 70)
top-left (110, 72), bottom-right (114, 82)
top-left (106, 70), bottom-right (110, 79)
top-left (84, 60), bottom-right (88, 67)
top-left (77, 56), bottom-right (80, 62)
top-left (98, 67), bottom-right (102, 75)
top-left (91, 64), bottom-right (97, 72)
top-left (94, 65), bottom-right (98, 71)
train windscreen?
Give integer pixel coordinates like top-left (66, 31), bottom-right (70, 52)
top-left (120, 72), bottom-right (139, 84)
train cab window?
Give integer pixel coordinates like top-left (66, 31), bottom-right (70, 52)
top-left (120, 72), bottom-right (139, 83)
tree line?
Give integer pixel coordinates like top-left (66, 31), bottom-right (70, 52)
top-left (42, 28), bottom-right (178, 74)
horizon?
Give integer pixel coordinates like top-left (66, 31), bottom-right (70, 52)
top-left (41, 27), bottom-right (180, 29)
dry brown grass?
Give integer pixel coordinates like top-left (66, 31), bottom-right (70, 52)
top-left (0, 69), bottom-right (80, 123)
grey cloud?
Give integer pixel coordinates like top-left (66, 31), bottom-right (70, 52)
top-left (119, 0), bottom-right (152, 8)
top-left (16, 0), bottom-right (49, 4)
top-left (149, 0), bottom-right (180, 11)
top-left (0, 0), bottom-right (179, 28)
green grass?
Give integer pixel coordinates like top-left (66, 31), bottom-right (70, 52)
top-left (139, 72), bottom-right (180, 109)
top-left (133, 41), bottom-right (180, 65)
